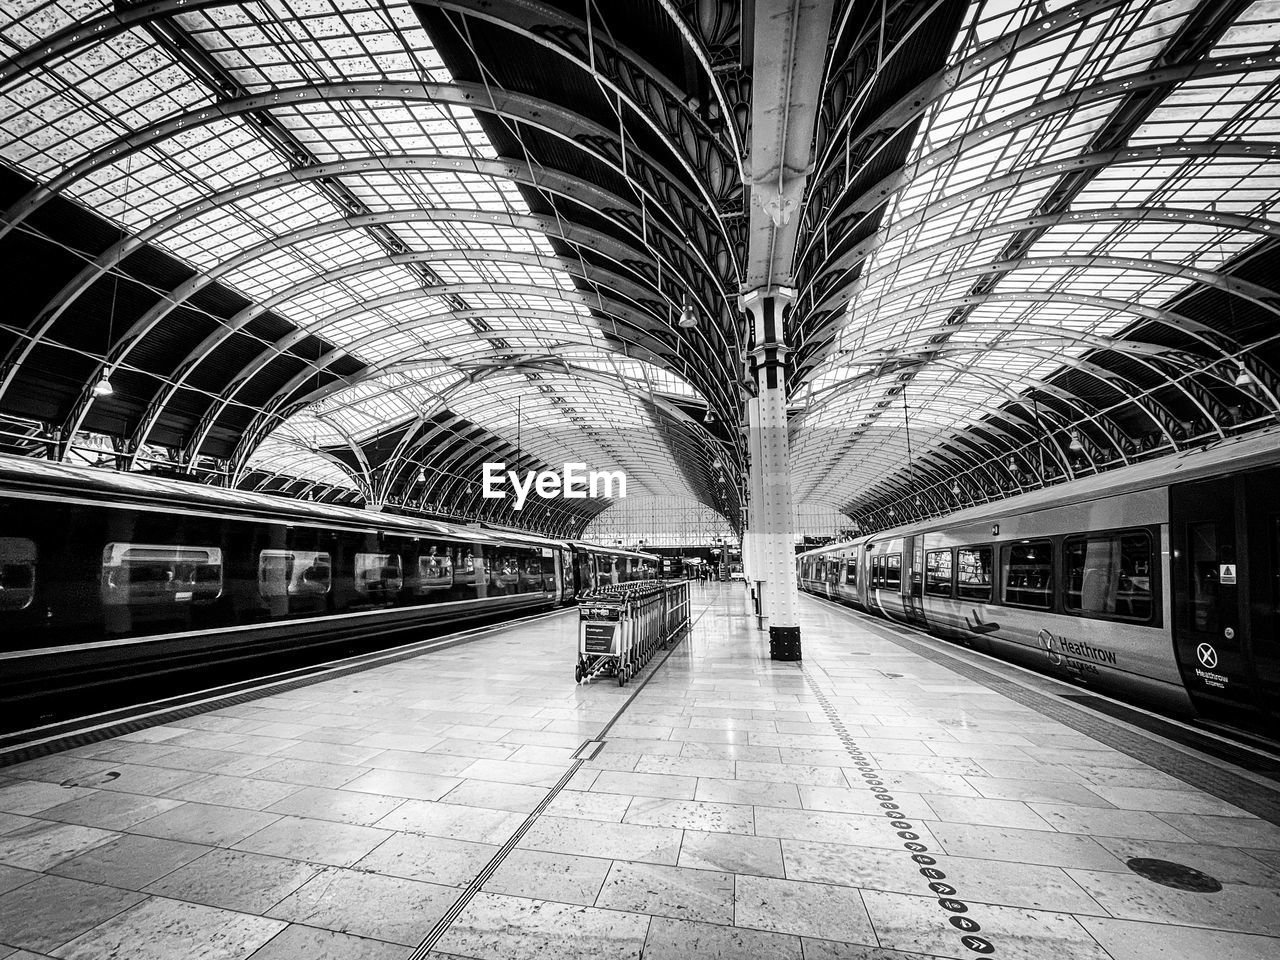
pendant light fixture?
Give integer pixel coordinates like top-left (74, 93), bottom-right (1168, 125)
top-left (95, 153), bottom-right (134, 402)
top-left (678, 296), bottom-right (698, 328)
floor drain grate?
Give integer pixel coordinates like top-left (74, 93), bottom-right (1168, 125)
top-left (1126, 858), bottom-right (1222, 892)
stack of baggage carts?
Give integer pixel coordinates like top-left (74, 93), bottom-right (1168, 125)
top-left (576, 580), bottom-right (690, 685)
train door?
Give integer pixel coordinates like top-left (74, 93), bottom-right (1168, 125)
top-left (902, 536), bottom-right (927, 628)
top-left (1169, 475), bottom-right (1259, 728)
top-left (1245, 468), bottom-right (1280, 731)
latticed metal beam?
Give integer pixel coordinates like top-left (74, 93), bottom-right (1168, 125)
top-left (807, 204), bottom-right (1280, 327)
top-left (231, 358), bottom-right (741, 511)
top-left (0, 151), bottom-right (727, 398)
top-left (802, 0), bottom-right (1134, 235)
top-left (178, 281), bottom-right (732, 470)
top-left (798, 51), bottom-right (1280, 318)
top-left (423, 0), bottom-right (743, 201)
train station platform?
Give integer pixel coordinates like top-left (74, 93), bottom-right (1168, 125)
top-left (1, 583), bottom-right (1278, 960)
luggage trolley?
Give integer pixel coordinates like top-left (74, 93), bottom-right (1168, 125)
top-left (576, 581), bottom-right (692, 686)
top-left (577, 592), bottom-right (631, 685)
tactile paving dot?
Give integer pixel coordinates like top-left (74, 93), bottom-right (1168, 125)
top-left (802, 664), bottom-right (996, 955)
top-left (1125, 857), bottom-right (1223, 893)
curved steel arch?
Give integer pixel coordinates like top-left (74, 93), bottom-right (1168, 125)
top-left (799, 141), bottom-right (1280, 336)
top-left (809, 247), bottom-right (1280, 355)
top-left (0, 3), bottom-right (748, 383)
top-left (237, 355), bottom-right (738, 495)
top-left (105, 245), bottom-right (667, 445)
top-left (0, 151), bottom-right (725, 401)
top-left (806, 204), bottom-right (1280, 331)
top-left (143, 317), bottom-right (698, 471)
top-left (106, 207), bottom-right (689, 348)
top-left (1, 81), bottom-right (736, 340)
top-left (807, 140), bottom-right (1280, 295)
top-left (792, 319), bottom-right (1232, 431)
top-left (794, 342), bottom-right (1195, 457)
top-left (0, 0), bottom-right (746, 187)
top-left (804, 0), bottom-right (1133, 223)
top-left (428, 0), bottom-right (742, 198)
top-left (793, 361), bottom-right (1137, 501)
top-left (0, 80), bottom-right (729, 260)
top-left (797, 50), bottom-right (1280, 292)
top-left (62, 255), bottom-right (693, 455)
top-left (804, 303), bottom-right (1247, 392)
top-left (390, 408), bottom-right (729, 519)
top-left (119, 203), bottom-right (721, 460)
top-left (180, 281), bottom-right (714, 470)
top-left (379, 366), bottom-right (717, 505)
top-left (834, 410), bottom-right (1065, 512)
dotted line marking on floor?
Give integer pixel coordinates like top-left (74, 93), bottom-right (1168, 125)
top-left (808, 593), bottom-right (1280, 827)
top-left (801, 663), bottom-right (997, 956)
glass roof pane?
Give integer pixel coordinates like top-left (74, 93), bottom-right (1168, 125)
top-left (0, 0), bottom-right (690, 501)
top-left (799, 0), bottom-right (1278, 513)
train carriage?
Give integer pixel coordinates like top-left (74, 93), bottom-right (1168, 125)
top-left (0, 453), bottom-right (656, 729)
top-left (799, 426), bottom-right (1280, 739)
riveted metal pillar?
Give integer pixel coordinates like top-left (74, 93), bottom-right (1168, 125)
top-left (744, 394), bottom-right (766, 621)
top-left (742, 287), bottom-right (800, 659)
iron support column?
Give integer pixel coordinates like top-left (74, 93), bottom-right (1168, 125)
top-left (742, 287), bottom-right (801, 658)
top-left (744, 394), bottom-right (766, 622)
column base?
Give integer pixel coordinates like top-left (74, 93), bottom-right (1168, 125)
top-left (769, 625), bottom-right (802, 661)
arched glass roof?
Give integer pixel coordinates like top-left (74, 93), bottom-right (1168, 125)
top-left (790, 0), bottom-right (1280, 522)
top-left (0, 0), bottom-right (728, 523)
top-left (2, 0), bottom-right (1278, 538)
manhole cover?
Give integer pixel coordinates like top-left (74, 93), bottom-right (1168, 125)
top-left (1126, 858), bottom-right (1222, 892)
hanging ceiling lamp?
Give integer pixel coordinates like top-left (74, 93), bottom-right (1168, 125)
top-left (704, 408), bottom-right (716, 424)
top-left (1068, 429), bottom-right (1085, 455)
top-left (678, 297), bottom-right (698, 328)
top-left (1235, 362), bottom-right (1254, 388)
top-left (950, 481), bottom-right (961, 496)
top-left (91, 373), bottom-right (114, 397)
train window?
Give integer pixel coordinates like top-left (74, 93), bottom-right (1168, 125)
top-left (102, 543), bottom-right (223, 605)
top-left (492, 552), bottom-right (523, 589)
top-left (410, 545), bottom-right (453, 593)
top-left (956, 547), bottom-right (992, 601)
top-left (846, 556), bottom-right (858, 586)
top-left (464, 552), bottom-right (488, 585)
top-left (354, 553), bottom-right (402, 598)
top-left (925, 549), bottom-right (953, 598)
top-left (1064, 532), bottom-right (1153, 622)
top-left (259, 550), bottom-right (332, 598)
top-left (885, 554), bottom-right (902, 591)
top-left (870, 555), bottom-right (881, 588)
top-left (0, 537), bottom-right (36, 611)
top-left (1002, 540), bottom-right (1053, 609)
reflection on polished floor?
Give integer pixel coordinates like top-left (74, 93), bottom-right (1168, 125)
top-left (1, 582), bottom-right (1279, 959)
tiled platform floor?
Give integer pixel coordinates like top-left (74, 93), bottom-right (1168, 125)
top-left (2, 583), bottom-right (1279, 959)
